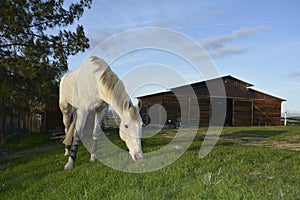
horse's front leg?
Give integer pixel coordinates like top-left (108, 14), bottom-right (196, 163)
top-left (64, 109), bottom-right (88, 170)
top-left (90, 104), bottom-right (108, 161)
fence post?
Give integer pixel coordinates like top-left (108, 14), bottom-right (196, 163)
top-left (284, 111), bottom-right (287, 126)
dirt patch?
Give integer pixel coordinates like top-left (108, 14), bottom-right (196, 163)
top-left (247, 140), bottom-right (300, 151)
top-left (235, 137), bottom-right (264, 145)
top-left (161, 134), bottom-right (175, 139)
top-left (220, 131), bottom-right (300, 151)
top-left (244, 135), bottom-right (300, 151)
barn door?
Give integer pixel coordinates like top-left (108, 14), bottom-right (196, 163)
top-left (163, 94), bottom-right (181, 123)
top-left (226, 98), bottom-right (233, 126)
top-left (233, 100), bottom-right (253, 126)
top-left (253, 100), bottom-right (281, 126)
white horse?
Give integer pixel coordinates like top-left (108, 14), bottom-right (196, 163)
top-left (59, 56), bottom-right (143, 170)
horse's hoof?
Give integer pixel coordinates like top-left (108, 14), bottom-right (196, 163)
top-left (64, 157), bottom-right (74, 170)
top-left (90, 154), bottom-right (96, 161)
top-left (64, 162), bottom-right (73, 170)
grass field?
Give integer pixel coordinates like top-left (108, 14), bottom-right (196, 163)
top-left (0, 132), bottom-right (53, 150)
top-left (0, 126), bottom-right (299, 199)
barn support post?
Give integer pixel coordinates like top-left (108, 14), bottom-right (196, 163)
top-left (159, 105), bottom-right (162, 126)
top-left (232, 99), bottom-right (235, 126)
top-left (251, 100), bottom-right (254, 126)
top-left (187, 96), bottom-right (191, 126)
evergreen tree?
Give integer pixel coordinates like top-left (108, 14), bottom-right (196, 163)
top-left (0, 0), bottom-right (92, 136)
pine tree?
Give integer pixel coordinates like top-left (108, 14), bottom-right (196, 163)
top-left (0, 0), bottom-right (92, 138)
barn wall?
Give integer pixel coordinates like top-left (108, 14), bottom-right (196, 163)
top-left (233, 100), bottom-right (253, 126)
top-left (140, 95), bottom-right (283, 127)
top-left (197, 97), bottom-right (211, 125)
top-left (139, 76), bottom-right (284, 127)
top-left (162, 93), bottom-right (181, 122)
top-left (45, 103), bottom-right (63, 131)
top-left (140, 93), bottom-right (164, 114)
top-left (140, 94), bottom-right (165, 125)
top-left (224, 78), bottom-right (250, 98)
top-left (161, 95), bottom-right (212, 126)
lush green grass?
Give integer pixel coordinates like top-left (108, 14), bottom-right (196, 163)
top-left (0, 127), bottom-right (299, 199)
top-left (0, 132), bottom-right (52, 150)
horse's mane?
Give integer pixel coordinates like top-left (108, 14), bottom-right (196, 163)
top-left (90, 56), bottom-right (138, 120)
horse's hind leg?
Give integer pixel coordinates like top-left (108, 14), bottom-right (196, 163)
top-left (59, 101), bottom-right (74, 147)
top-left (59, 102), bottom-right (73, 155)
top-left (63, 119), bottom-right (75, 156)
top-left (64, 109), bottom-right (88, 170)
top-left (90, 104), bottom-right (108, 161)
top-left (60, 103), bottom-right (72, 134)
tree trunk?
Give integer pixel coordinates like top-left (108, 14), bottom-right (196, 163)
top-left (26, 112), bottom-right (31, 133)
top-left (9, 114), bottom-right (13, 136)
top-left (1, 115), bottom-right (6, 144)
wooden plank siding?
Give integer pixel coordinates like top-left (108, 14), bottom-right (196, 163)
top-left (140, 93), bottom-right (164, 114)
top-left (162, 93), bottom-right (181, 122)
top-left (233, 100), bottom-right (253, 126)
top-left (197, 97), bottom-right (211, 126)
top-left (253, 100), bottom-right (282, 126)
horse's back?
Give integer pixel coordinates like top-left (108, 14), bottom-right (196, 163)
top-left (59, 70), bottom-right (76, 110)
top-left (59, 56), bottom-right (109, 109)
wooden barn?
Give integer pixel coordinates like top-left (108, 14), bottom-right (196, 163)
top-left (139, 75), bottom-right (285, 126)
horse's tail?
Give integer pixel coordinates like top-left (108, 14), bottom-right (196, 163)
top-left (63, 119), bottom-right (75, 146)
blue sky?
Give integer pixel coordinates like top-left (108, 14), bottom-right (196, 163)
top-left (67, 0), bottom-right (300, 115)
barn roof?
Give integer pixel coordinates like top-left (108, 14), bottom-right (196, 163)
top-left (188, 75), bottom-right (254, 88)
top-left (138, 75), bottom-right (286, 101)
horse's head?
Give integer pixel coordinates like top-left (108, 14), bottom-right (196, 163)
top-left (119, 99), bottom-right (143, 161)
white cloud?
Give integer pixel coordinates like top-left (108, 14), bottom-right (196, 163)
top-left (210, 46), bottom-right (248, 58)
top-left (154, 10), bottom-right (223, 28)
top-left (201, 25), bottom-right (269, 49)
top-left (196, 25), bottom-right (268, 59)
top-left (288, 71), bottom-right (300, 77)
top-left (87, 29), bottom-right (115, 48)
top-left (86, 23), bottom-right (269, 61)
top-left (86, 10), bottom-right (222, 50)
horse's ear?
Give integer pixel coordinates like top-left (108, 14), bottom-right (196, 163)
top-left (137, 98), bottom-right (142, 110)
top-left (123, 100), bottom-right (130, 111)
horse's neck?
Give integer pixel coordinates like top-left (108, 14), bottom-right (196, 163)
top-left (101, 87), bottom-right (129, 118)
top-left (95, 66), bottom-right (129, 118)
top-left (110, 101), bottom-right (124, 119)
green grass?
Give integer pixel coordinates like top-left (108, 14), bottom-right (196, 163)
top-left (0, 132), bottom-right (52, 150)
top-left (0, 127), bottom-right (300, 199)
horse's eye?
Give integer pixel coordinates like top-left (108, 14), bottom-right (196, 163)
top-left (125, 125), bottom-right (129, 128)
